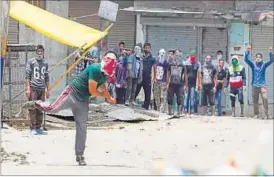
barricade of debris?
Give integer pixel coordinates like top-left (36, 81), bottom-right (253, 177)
top-left (7, 99), bottom-right (174, 130)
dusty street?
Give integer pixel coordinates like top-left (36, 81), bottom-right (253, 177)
top-left (1, 116), bottom-right (273, 175)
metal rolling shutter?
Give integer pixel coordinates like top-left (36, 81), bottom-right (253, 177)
top-left (201, 27), bottom-right (229, 110)
top-left (147, 26), bottom-right (198, 59)
top-left (7, 19), bottom-right (19, 44)
top-left (68, 0), bottom-right (101, 30)
top-left (107, 0), bottom-right (135, 50)
top-left (201, 27), bottom-right (228, 61)
top-left (249, 25), bottom-right (274, 104)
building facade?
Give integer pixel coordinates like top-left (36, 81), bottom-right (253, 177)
top-left (5, 0), bottom-right (274, 117)
top-left (125, 0), bottom-right (273, 115)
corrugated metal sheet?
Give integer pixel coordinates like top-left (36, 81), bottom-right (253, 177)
top-left (249, 25), bottom-right (274, 104)
top-left (68, 0), bottom-right (101, 30)
top-left (8, 19), bottom-right (19, 44)
top-left (201, 27), bottom-right (228, 61)
top-left (107, 0), bottom-right (136, 50)
top-left (147, 26), bottom-right (198, 59)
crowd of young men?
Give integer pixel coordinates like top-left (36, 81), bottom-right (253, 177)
top-left (100, 42), bottom-right (273, 119)
top-left (23, 43), bottom-right (272, 165)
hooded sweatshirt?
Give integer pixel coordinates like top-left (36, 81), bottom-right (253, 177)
top-left (225, 56), bottom-right (246, 89)
top-left (244, 51), bottom-right (274, 88)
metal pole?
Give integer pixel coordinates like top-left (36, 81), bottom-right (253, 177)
top-left (0, 0), bottom-right (10, 171)
top-left (1, 0), bottom-right (10, 124)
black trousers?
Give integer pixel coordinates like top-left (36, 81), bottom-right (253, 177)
top-left (135, 77), bottom-right (152, 110)
top-left (116, 88), bottom-right (127, 104)
top-left (167, 84), bottom-right (183, 105)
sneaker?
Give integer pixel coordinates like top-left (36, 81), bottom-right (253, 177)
top-left (132, 101), bottom-right (139, 106)
top-left (30, 129), bottom-right (38, 135)
top-left (36, 128), bottom-right (47, 135)
top-left (76, 155), bottom-right (87, 166)
top-left (188, 112), bottom-right (192, 118)
top-left (125, 100), bottom-right (130, 106)
top-left (252, 115), bottom-right (259, 119)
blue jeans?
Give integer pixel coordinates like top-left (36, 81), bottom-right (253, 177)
top-left (183, 86), bottom-right (196, 113)
top-left (215, 89), bottom-right (222, 116)
top-left (194, 90), bottom-right (199, 113)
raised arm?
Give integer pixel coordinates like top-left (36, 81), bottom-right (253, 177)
top-left (244, 46), bottom-right (254, 69)
top-left (265, 47), bottom-right (274, 68)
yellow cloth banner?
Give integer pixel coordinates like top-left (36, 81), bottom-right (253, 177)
top-left (9, 1), bottom-right (108, 50)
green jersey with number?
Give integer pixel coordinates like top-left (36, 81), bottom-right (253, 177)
top-left (69, 63), bottom-right (107, 102)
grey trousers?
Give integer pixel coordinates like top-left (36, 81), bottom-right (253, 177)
top-left (35, 86), bottom-right (89, 156)
top-left (126, 78), bottom-right (138, 102)
top-left (252, 86), bottom-right (269, 116)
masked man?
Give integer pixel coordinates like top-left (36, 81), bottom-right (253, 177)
top-left (21, 51), bottom-right (117, 166)
top-left (224, 55), bottom-right (246, 117)
top-left (201, 56), bottom-right (217, 116)
top-left (153, 49), bottom-right (169, 112)
top-left (126, 45), bottom-right (143, 105)
top-left (244, 46), bottom-right (273, 119)
top-left (167, 49), bottom-right (188, 117)
top-left (25, 45), bottom-right (50, 135)
top-left (183, 54), bottom-right (201, 117)
top-left (172, 49), bottom-right (183, 113)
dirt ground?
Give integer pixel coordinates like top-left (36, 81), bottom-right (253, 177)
top-left (1, 115), bottom-right (273, 175)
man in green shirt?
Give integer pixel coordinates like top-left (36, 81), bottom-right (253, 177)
top-left (20, 51), bottom-right (117, 166)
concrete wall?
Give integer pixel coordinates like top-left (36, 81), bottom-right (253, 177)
top-left (19, 1), bottom-right (69, 101)
top-left (134, 1), bottom-right (234, 12)
top-left (134, 0), bottom-right (273, 12)
top-left (235, 0), bottom-right (273, 11)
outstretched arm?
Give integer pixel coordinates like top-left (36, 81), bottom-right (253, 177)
top-left (88, 80), bottom-right (103, 97)
top-left (88, 81), bottom-right (116, 104)
top-left (265, 47), bottom-right (274, 68)
top-left (244, 46), bottom-right (254, 69)
top-left (244, 51), bottom-right (254, 68)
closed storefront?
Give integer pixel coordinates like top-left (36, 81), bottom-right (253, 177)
top-left (69, 0), bottom-right (135, 51)
top-left (8, 19), bottom-right (19, 44)
top-left (69, 1), bottom-right (101, 30)
top-left (201, 27), bottom-right (228, 61)
top-left (249, 25), bottom-right (274, 104)
top-left (107, 0), bottom-right (135, 50)
top-left (146, 26), bottom-right (198, 59)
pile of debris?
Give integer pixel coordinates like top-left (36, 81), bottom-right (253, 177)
top-left (46, 102), bottom-right (174, 128)
top-left (1, 147), bottom-right (29, 165)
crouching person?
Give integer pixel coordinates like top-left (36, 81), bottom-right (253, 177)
top-left (26, 45), bottom-right (50, 135)
top-left (21, 51), bottom-right (117, 166)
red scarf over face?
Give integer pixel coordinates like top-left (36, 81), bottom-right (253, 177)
top-left (101, 56), bottom-right (117, 79)
top-left (190, 54), bottom-right (197, 64)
